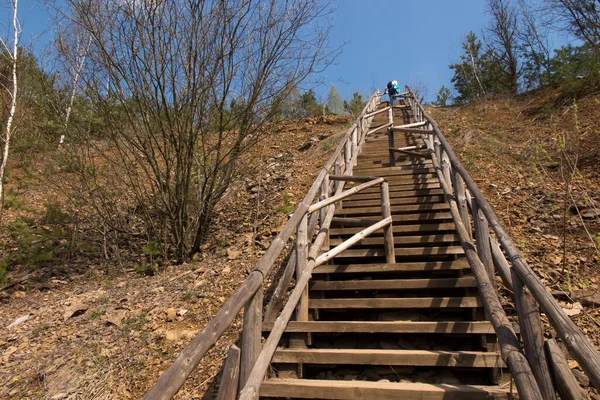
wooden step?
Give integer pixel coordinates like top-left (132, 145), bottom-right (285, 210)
top-left (272, 348), bottom-right (503, 368)
top-left (329, 234), bottom-right (459, 247)
top-left (260, 379), bottom-right (512, 400)
top-left (340, 195), bottom-right (445, 208)
top-left (309, 277), bottom-right (476, 291)
top-left (348, 189), bottom-right (444, 201)
top-left (312, 259), bottom-right (469, 274)
top-left (263, 320), bottom-right (494, 334)
top-left (334, 203), bottom-right (449, 216)
top-left (331, 213), bottom-right (454, 230)
top-left (335, 245), bottom-right (464, 259)
top-left (329, 222), bottom-right (456, 237)
top-left (349, 182), bottom-right (440, 194)
top-left (308, 297), bottom-right (482, 309)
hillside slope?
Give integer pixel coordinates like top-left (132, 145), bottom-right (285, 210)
top-left (429, 92), bottom-right (600, 345)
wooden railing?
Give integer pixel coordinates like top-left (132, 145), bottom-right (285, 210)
top-left (398, 85), bottom-right (600, 400)
top-left (143, 92), bottom-right (384, 400)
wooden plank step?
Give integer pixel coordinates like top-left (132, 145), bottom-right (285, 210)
top-left (340, 195), bottom-right (445, 208)
top-left (260, 379), bottom-right (512, 399)
top-left (334, 203), bottom-right (449, 216)
top-left (329, 234), bottom-right (459, 247)
top-left (353, 164), bottom-right (433, 175)
top-left (313, 259), bottom-right (469, 274)
top-left (309, 276), bottom-right (476, 291)
top-left (272, 349), bottom-right (502, 368)
top-left (335, 245), bottom-right (464, 259)
top-left (350, 183), bottom-right (441, 195)
top-left (348, 188), bottom-right (444, 201)
top-left (346, 178), bottom-right (440, 188)
top-left (263, 320), bottom-right (494, 334)
top-left (308, 297), bottom-right (482, 309)
top-left (329, 222), bottom-right (456, 236)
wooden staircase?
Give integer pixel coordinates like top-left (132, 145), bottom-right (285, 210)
top-left (259, 102), bottom-right (513, 399)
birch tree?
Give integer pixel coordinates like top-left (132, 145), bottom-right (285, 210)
top-left (0, 0), bottom-right (20, 208)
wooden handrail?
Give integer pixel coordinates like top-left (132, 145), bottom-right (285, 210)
top-left (307, 177), bottom-right (384, 213)
top-left (405, 85), bottom-right (600, 390)
top-left (144, 92), bottom-right (382, 399)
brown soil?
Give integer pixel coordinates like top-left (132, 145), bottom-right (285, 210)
top-left (428, 91), bottom-right (600, 347)
top-left (0, 115), bottom-right (351, 399)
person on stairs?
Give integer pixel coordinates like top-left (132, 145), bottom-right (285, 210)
top-left (384, 80), bottom-right (401, 106)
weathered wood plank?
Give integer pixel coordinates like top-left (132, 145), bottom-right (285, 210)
top-left (272, 349), bottom-right (504, 368)
top-left (308, 296), bottom-right (482, 309)
top-left (260, 379), bottom-right (513, 400)
top-left (309, 276), bottom-right (476, 291)
top-left (312, 259), bottom-right (469, 274)
top-left (329, 233), bottom-right (460, 247)
top-left (334, 245), bottom-right (464, 259)
top-left (263, 321), bottom-right (495, 334)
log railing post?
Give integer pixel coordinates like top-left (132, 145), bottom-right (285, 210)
top-left (352, 125), bottom-right (359, 165)
top-left (471, 196), bottom-right (495, 288)
top-left (380, 181), bottom-right (396, 263)
top-left (451, 170), bottom-right (471, 240)
top-left (387, 104), bottom-right (393, 126)
top-left (388, 127), bottom-right (395, 166)
top-left (288, 213), bottom-right (309, 376)
top-left (239, 285), bottom-right (263, 391)
top-left (546, 339), bottom-right (586, 400)
top-left (441, 150), bottom-right (452, 189)
top-left (216, 345), bottom-right (241, 400)
top-left (512, 270), bottom-right (557, 400)
top-left (335, 156), bottom-right (344, 190)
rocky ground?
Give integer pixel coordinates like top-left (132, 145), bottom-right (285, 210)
top-left (0, 115), bottom-right (351, 399)
top-left (429, 91), bottom-right (600, 394)
top-left (1, 89), bottom-right (600, 399)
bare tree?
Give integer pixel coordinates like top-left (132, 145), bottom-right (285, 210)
top-left (485, 0), bottom-right (521, 94)
top-left (544, 0), bottom-right (600, 53)
top-left (55, 0), bottom-right (336, 262)
top-left (408, 75), bottom-right (429, 103)
top-left (517, 0), bottom-right (552, 89)
top-left (0, 0), bottom-right (20, 209)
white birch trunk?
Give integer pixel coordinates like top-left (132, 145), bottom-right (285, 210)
top-left (0, 0), bottom-right (20, 205)
top-left (59, 34), bottom-right (92, 148)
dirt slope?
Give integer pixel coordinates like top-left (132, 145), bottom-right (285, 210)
top-left (0, 115), bottom-right (350, 399)
top-left (429, 92), bottom-right (600, 347)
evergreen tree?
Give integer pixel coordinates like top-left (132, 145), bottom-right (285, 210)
top-left (300, 89), bottom-right (322, 117)
top-left (343, 91), bottom-right (365, 115)
top-left (434, 85), bottom-right (452, 107)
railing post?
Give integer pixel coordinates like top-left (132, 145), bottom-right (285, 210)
top-left (471, 197), bottom-right (495, 288)
top-left (216, 345), bottom-right (241, 400)
top-left (451, 171), bottom-right (471, 240)
top-left (512, 269), bottom-right (557, 400)
top-left (441, 150), bottom-right (452, 188)
top-left (387, 105), bottom-right (393, 126)
top-left (320, 174), bottom-right (329, 239)
top-left (388, 127), bottom-right (395, 166)
top-left (239, 285), bottom-right (263, 391)
top-left (380, 181), bottom-right (396, 263)
top-left (289, 213), bottom-right (309, 376)
top-left (352, 125), bottom-right (359, 165)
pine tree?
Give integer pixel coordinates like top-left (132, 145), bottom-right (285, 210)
top-left (327, 84), bottom-right (343, 115)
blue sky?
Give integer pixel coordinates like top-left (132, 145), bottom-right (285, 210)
top-left (8, 0), bottom-right (563, 103)
top-left (321, 0), bottom-right (489, 102)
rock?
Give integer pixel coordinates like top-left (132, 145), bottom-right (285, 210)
top-left (7, 314), bottom-right (31, 329)
top-left (165, 308), bottom-right (177, 322)
top-left (572, 369), bottom-right (590, 387)
top-left (226, 248), bottom-right (241, 260)
top-left (103, 310), bottom-right (128, 328)
top-left (572, 289), bottom-right (600, 307)
top-left (63, 301), bottom-right (88, 320)
top-left (177, 309), bottom-right (188, 316)
top-left (193, 279), bottom-right (206, 289)
top-left (12, 291), bottom-right (26, 299)
top-left (562, 301), bottom-right (583, 316)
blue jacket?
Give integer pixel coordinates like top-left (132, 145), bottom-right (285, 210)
top-left (389, 83), bottom-right (401, 96)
